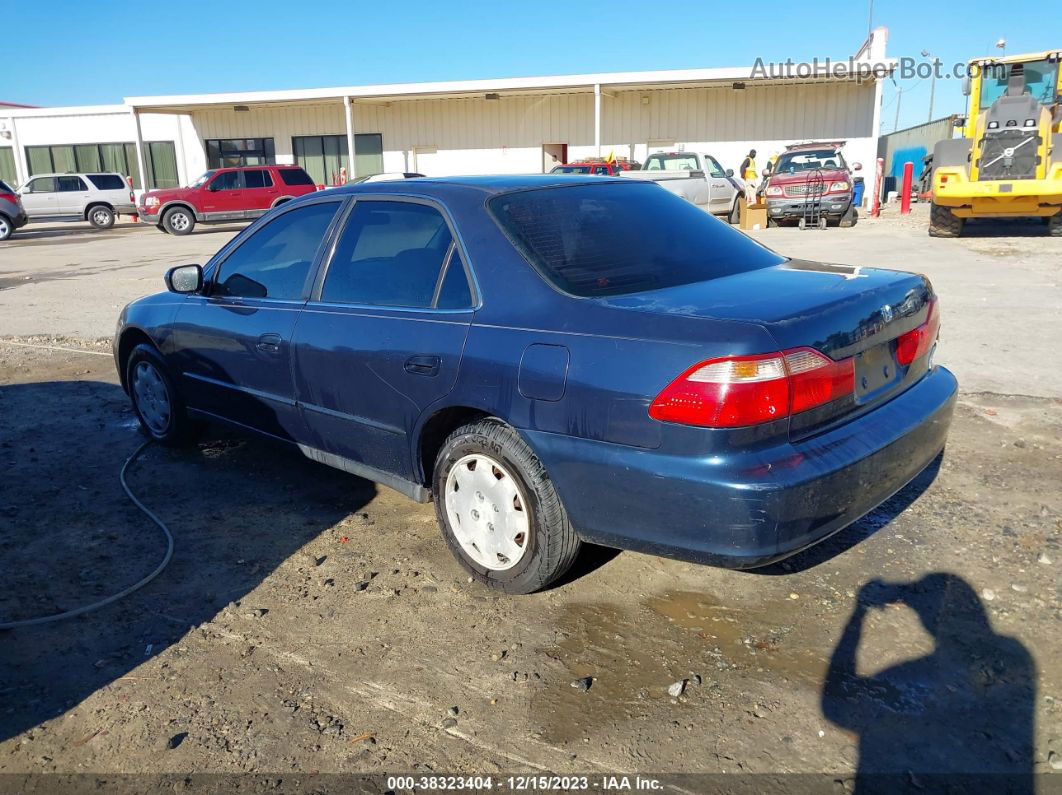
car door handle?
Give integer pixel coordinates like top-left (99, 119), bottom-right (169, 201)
top-left (256, 333), bottom-right (283, 353)
top-left (404, 355), bottom-right (441, 376)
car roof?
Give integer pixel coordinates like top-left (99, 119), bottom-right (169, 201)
top-left (784, 141), bottom-right (846, 152)
top-left (324, 173), bottom-right (629, 198)
top-left (26, 172), bottom-right (124, 178)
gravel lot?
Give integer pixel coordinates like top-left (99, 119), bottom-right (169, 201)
top-left (0, 207), bottom-right (1059, 789)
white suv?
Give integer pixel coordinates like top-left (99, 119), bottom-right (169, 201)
top-left (18, 172), bottom-right (136, 230)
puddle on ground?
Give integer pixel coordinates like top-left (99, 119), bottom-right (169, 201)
top-left (532, 591), bottom-right (833, 745)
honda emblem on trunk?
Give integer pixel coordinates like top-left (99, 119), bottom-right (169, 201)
top-left (880, 304), bottom-right (894, 323)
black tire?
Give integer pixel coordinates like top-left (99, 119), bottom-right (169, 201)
top-left (87, 205), bottom-right (115, 230)
top-left (838, 205), bottom-right (858, 228)
top-left (163, 206), bottom-right (196, 236)
top-left (727, 200), bottom-right (740, 225)
top-left (929, 203), bottom-right (963, 237)
top-left (433, 418), bottom-right (581, 594)
top-left (0, 214), bottom-right (12, 241)
top-left (766, 216), bottom-right (779, 228)
top-left (1048, 213), bottom-right (1062, 238)
top-left (126, 343), bottom-right (200, 446)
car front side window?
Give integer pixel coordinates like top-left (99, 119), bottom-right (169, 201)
top-left (210, 171), bottom-right (242, 191)
top-left (320, 201), bottom-right (455, 309)
top-left (26, 177), bottom-right (58, 193)
top-left (212, 201), bottom-right (340, 300)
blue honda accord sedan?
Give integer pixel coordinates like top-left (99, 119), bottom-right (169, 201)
top-left (114, 176), bottom-right (956, 593)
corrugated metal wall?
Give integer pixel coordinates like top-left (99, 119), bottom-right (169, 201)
top-left (186, 79), bottom-right (876, 177)
top-left (877, 116), bottom-right (957, 179)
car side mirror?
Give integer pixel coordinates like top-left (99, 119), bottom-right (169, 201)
top-left (852, 162), bottom-right (863, 171)
top-left (165, 264), bottom-right (203, 294)
top-left (725, 168), bottom-right (734, 177)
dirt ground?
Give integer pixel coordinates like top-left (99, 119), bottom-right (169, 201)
top-left (0, 210), bottom-right (1060, 791)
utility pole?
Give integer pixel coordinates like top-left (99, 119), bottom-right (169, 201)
top-left (922, 50), bottom-right (939, 122)
top-left (868, 0), bottom-right (874, 37)
top-left (892, 79), bottom-right (902, 132)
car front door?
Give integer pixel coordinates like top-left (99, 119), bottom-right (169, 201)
top-left (19, 177), bottom-right (59, 218)
top-left (242, 168), bottom-right (280, 217)
top-left (705, 156), bottom-right (736, 214)
top-left (169, 197), bottom-right (344, 441)
top-left (56, 175), bottom-right (90, 215)
top-left (291, 197), bottom-right (475, 482)
top-left (200, 170), bottom-right (244, 221)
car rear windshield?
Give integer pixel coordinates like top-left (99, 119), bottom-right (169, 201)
top-left (0, 180), bottom-right (13, 193)
top-left (488, 182), bottom-right (785, 297)
top-left (279, 168), bottom-right (315, 186)
top-left (87, 174), bottom-right (126, 190)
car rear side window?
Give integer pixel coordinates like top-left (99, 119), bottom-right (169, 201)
top-left (58, 176), bottom-right (88, 192)
top-left (213, 201), bottom-right (340, 300)
top-left (321, 201), bottom-right (453, 308)
top-left (436, 250), bottom-right (473, 309)
top-left (279, 168), bottom-right (315, 186)
top-left (488, 182), bottom-right (785, 297)
top-left (244, 169), bottom-right (273, 188)
top-left (87, 174), bottom-right (126, 190)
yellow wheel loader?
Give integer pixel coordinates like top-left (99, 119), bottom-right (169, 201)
top-left (930, 51), bottom-right (1062, 237)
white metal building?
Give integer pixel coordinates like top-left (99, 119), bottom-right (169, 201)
top-left (1, 28), bottom-right (891, 202)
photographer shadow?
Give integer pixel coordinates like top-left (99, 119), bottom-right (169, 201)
top-left (822, 573), bottom-right (1036, 793)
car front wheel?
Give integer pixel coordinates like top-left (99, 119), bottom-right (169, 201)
top-left (433, 418), bottom-right (580, 593)
top-left (163, 206), bottom-right (196, 235)
top-left (126, 343), bottom-right (199, 446)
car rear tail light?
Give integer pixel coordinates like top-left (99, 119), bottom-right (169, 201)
top-left (649, 347), bottom-right (854, 428)
top-left (129, 191), bottom-right (136, 202)
top-left (0, 193), bottom-right (16, 204)
top-left (895, 299), bottom-right (940, 366)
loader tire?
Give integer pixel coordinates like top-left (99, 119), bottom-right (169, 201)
top-left (928, 203), bottom-right (963, 238)
top-left (1048, 213), bottom-right (1062, 238)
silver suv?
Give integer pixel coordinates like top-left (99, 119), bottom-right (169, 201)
top-left (17, 172), bottom-right (136, 231)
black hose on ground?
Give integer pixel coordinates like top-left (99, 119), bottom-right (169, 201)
top-left (0, 440), bottom-right (173, 630)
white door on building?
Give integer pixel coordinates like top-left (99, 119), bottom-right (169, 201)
top-left (412, 147), bottom-right (439, 176)
top-left (542, 143), bottom-right (567, 172)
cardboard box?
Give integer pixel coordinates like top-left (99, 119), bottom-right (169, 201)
top-left (740, 201), bottom-right (768, 231)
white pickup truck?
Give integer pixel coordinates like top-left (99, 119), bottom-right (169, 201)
top-left (621, 151), bottom-right (745, 223)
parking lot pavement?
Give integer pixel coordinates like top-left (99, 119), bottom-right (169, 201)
top-left (0, 221), bottom-right (242, 338)
top-left (0, 209), bottom-right (1060, 780)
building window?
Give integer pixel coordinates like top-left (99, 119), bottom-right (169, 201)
top-left (293, 133), bottom-right (383, 185)
top-left (205, 138), bottom-right (275, 169)
top-left (23, 142), bottom-right (179, 190)
top-left (0, 147), bottom-right (16, 185)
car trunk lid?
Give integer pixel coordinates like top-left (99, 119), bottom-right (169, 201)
top-left (596, 259), bottom-right (937, 437)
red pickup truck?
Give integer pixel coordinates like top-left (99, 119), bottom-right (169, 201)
top-left (139, 165), bottom-right (319, 235)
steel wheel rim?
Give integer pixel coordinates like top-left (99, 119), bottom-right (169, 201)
top-left (445, 453), bottom-right (530, 571)
top-left (92, 209), bottom-right (110, 226)
top-left (132, 361), bottom-right (171, 435)
top-left (170, 212), bottom-right (189, 231)
top-left (0, 217), bottom-right (9, 237)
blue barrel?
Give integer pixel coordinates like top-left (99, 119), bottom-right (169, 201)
top-left (852, 177), bottom-right (865, 207)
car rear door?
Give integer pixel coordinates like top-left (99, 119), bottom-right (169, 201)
top-left (56, 175), bottom-right (90, 215)
top-left (19, 177), bottom-right (59, 218)
top-left (242, 168), bottom-right (280, 217)
top-left (291, 196), bottom-right (475, 481)
top-left (169, 197), bottom-right (345, 441)
top-left (200, 170), bottom-right (244, 220)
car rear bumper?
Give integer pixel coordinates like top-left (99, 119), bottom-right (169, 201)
top-left (768, 193), bottom-right (852, 219)
top-left (522, 365), bottom-right (957, 568)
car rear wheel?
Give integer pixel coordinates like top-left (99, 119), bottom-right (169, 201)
top-left (163, 206), bottom-right (195, 236)
top-left (87, 205), bottom-right (115, 229)
top-left (0, 215), bottom-right (12, 241)
top-left (433, 418), bottom-right (580, 594)
top-left (929, 203), bottom-right (963, 237)
top-left (126, 344), bottom-right (200, 446)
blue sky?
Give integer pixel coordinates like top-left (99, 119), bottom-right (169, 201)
top-left (9, 0), bottom-right (1059, 131)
